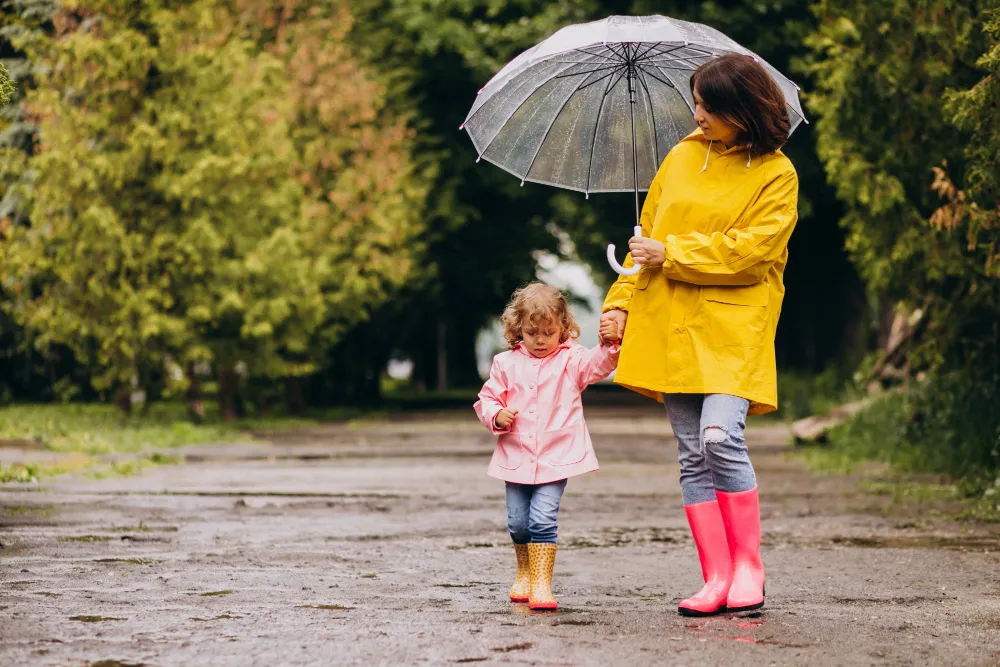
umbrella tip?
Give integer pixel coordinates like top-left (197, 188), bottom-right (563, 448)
top-left (520, 180), bottom-right (525, 187)
top-left (476, 156), bottom-right (481, 163)
top-left (459, 124), bottom-right (464, 130)
top-left (585, 192), bottom-right (589, 200)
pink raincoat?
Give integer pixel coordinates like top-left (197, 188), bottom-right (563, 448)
top-left (474, 340), bottom-right (620, 484)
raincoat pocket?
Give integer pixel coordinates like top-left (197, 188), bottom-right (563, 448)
top-left (540, 424), bottom-right (587, 466)
top-left (494, 434), bottom-right (523, 470)
top-left (698, 283), bottom-right (770, 347)
top-left (635, 268), bottom-right (651, 290)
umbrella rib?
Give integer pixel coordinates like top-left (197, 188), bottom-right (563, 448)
top-left (642, 42), bottom-right (717, 60)
top-left (573, 46), bottom-right (616, 60)
top-left (644, 57), bottom-right (711, 69)
top-left (634, 42), bottom-right (667, 61)
top-left (553, 62), bottom-right (623, 79)
top-left (647, 65), bottom-right (696, 115)
top-left (575, 67), bottom-right (621, 92)
top-left (636, 65), bottom-right (677, 90)
top-left (635, 68), bottom-right (661, 166)
top-left (466, 52), bottom-right (608, 148)
top-left (586, 70), bottom-right (621, 196)
top-left (602, 69), bottom-right (627, 99)
top-left (520, 66), bottom-right (608, 183)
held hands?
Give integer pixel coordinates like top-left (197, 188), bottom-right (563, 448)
top-left (600, 309), bottom-right (627, 343)
top-left (599, 318), bottom-right (619, 345)
top-left (628, 235), bottom-right (666, 267)
top-left (494, 408), bottom-right (518, 430)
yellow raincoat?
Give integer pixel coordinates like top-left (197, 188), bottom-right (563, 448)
top-left (602, 129), bottom-right (798, 415)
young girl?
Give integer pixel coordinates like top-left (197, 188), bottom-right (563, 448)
top-left (474, 282), bottom-right (620, 610)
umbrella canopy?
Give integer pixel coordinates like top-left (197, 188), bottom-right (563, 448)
top-left (460, 14), bottom-right (806, 275)
top-left (461, 15), bottom-right (805, 196)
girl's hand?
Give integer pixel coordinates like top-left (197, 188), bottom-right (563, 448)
top-left (600, 309), bottom-right (627, 341)
top-left (628, 236), bottom-right (666, 267)
top-left (495, 408), bottom-right (518, 429)
top-left (599, 318), bottom-right (619, 345)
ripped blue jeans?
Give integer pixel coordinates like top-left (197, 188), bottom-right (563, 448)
top-left (664, 394), bottom-right (757, 506)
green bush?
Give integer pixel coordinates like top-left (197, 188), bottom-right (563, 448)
top-left (827, 370), bottom-right (1000, 495)
top-left (775, 367), bottom-right (862, 422)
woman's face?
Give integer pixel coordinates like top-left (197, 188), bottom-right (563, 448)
top-left (693, 87), bottom-right (739, 148)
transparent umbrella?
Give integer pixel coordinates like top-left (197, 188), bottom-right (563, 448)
top-left (460, 15), bottom-right (806, 275)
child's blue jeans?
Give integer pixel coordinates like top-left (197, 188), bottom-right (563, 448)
top-left (505, 479), bottom-right (567, 544)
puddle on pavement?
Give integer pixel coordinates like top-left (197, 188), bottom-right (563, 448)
top-left (491, 642), bottom-right (534, 652)
top-left (829, 535), bottom-right (1000, 551)
top-left (94, 558), bottom-right (162, 565)
top-left (59, 535), bottom-right (114, 543)
top-left (448, 542), bottom-right (497, 550)
top-left (2, 504), bottom-right (54, 516)
top-left (109, 522), bottom-right (178, 533)
top-left (436, 582), bottom-right (495, 588)
top-left (832, 595), bottom-right (944, 606)
top-left (195, 590), bottom-right (233, 597)
top-left (563, 527), bottom-right (686, 549)
top-left (295, 605), bottom-right (353, 610)
top-left (191, 614), bottom-right (244, 621)
top-left (70, 616), bottom-right (127, 623)
top-left (682, 612), bottom-right (812, 647)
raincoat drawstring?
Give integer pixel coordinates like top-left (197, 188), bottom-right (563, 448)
top-left (700, 139), bottom-right (754, 171)
top-left (699, 141), bottom-right (713, 174)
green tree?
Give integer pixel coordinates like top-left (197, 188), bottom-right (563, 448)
top-left (805, 0), bottom-right (999, 482)
top-left (342, 0), bottom-right (599, 396)
top-left (0, 62), bottom-right (11, 103)
top-left (0, 0), bottom-right (429, 416)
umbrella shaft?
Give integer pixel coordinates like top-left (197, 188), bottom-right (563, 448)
top-left (627, 44), bottom-right (640, 230)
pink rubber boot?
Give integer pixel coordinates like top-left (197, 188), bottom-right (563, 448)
top-left (678, 500), bottom-right (732, 616)
top-left (717, 487), bottom-right (765, 612)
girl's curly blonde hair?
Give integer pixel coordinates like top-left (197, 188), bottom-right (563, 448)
top-left (501, 282), bottom-right (581, 349)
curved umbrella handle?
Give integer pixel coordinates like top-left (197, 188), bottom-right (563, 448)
top-left (607, 225), bottom-right (643, 276)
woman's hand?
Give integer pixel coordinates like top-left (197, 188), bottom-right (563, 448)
top-left (628, 236), bottom-right (666, 267)
top-left (600, 309), bottom-right (627, 342)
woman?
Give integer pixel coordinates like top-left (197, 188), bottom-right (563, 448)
top-left (600, 53), bottom-right (798, 617)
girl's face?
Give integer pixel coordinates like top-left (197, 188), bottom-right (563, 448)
top-left (693, 87), bottom-right (739, 148)
top-left (522, 317), bottom-right (563, 358)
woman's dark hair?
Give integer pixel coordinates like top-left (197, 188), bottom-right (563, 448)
top-left (690, 53), bottom-right (791, 157)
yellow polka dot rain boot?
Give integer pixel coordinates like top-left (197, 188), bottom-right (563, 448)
top-left (527, 542), bottom-right (558, 610)
top-left (509, 543), bottom-right (530, 602)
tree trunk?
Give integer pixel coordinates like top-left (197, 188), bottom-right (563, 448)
top-left (186, 363), bottom-right (205, 422)
top-left (436, 320), bottom-right (448, 392)
top-left (218, 367), bottom-right (240, 422)
top-left (285, 376), bottom-right (305, 416)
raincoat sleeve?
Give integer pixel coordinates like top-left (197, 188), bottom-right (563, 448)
top-left (661, 168), bottom-right (798, 286)
top-left (602, 157), bottom-right (669, 313)
top-left (569, 341), bottom-right (621, 389)
top-left (474, 356), bottom-right (510, 435)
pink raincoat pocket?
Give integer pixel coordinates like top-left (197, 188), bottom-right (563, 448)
top-left (540, 424), bottom-right (587, 466)
top-left (494, 434), bottom-right (523, 470)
